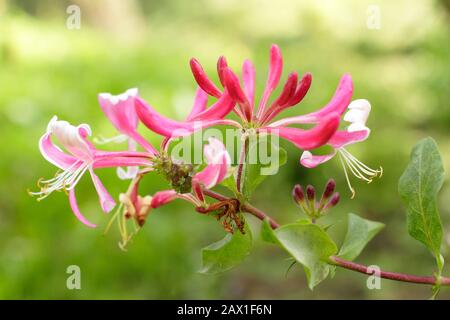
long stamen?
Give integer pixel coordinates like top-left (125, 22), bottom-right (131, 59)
top-left (338, 152), bottom-right (356, 199)
top-left (337, 148), bottom-right (382, 199)
top-left (29, 161), bottom-right (91, 200)
top-left (340, 148), bottom-right (383, 177)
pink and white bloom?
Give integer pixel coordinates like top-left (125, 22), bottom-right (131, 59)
top-left (98, 88), bottom-right (158, 179)
top-left (150, 137), bottom-right (231, 209)
top-left (299, 99), bottom-right (382, 198)
top-left (31, 116), bottom-right (153, 227)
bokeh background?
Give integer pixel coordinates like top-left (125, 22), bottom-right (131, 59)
top-left (0, 0), bottom-right (449, 299)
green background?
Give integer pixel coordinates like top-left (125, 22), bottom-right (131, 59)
top-left (0, 0), bottom-right (449, 299)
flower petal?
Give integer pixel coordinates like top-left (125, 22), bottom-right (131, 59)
top-left (39, 133), bottom-right (79, 170)
top-left (89, 169), bottom-right (116, 213)
top-left (151, 190), bottom-right (178, 208)
top-left (256, 44), bottom-right (283, 118)
top-left (300, 150), bottom-right (337, 168)
top-left (328, 129), bottom-right (370, 149)
top-left (186, 87), bottom-right (209, 121)
top-left (68, 189), bottom-right (97, 228)
top-left (268, 74), bottom-right (353, 127)
top-left (188, 90), bottom-right (235, 121)
top-left (135, 97), bottom-right (240, 137)
top-left (193, 137), bottom-right (231, 189)
top-left (98, 88), bottom-right (139, 134)
top-left (264, 113), bottom-right (340, 150)
top-left (242, 59), bottom-right (256, 108)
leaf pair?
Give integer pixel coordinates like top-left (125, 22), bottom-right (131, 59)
top-left (261, 214), bottom-right (384, 289)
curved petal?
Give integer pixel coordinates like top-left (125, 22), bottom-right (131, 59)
top-left (268, 74), bottom-right (353, 127)
top-left (256, 44), bottom-right (283, 118)
top-left (242, 59), bottom-right (256, 108)
top-left (98, 88), bottom-right (139, 134)
top-left (39, 133), bottom-right (78, 170)
top-left (300, 150), bottom-right (337, 168)
top-left (186, 87), bottom-right (209, 121)
top-left (264, 113), bottom-right (340, 150)
top-left (135, 97), bottom-right (240, 137)
top-left (93, 156), bottom-right (152, 168)
top-left (328, 129), bottom-right (369, 149)
top-left (151, 190), bottom-right (178, 208)
top-left (68, 188), bottom-right (97, 228)
top-left (47, 116), bottom-right (93, 161)
top-left (193, 138), bottom-right (231, 189)
top-left (189, 90), bottom-right (235, 121)
top-left (89, 169), bottom-right (116, 213)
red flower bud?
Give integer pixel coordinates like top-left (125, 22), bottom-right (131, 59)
top-left (292, 184), bottom-right (305, 203)
top-left (306, 185), bottom-right (315, 201)
top-left (323, 179), bottom-right (336, 199)
top-left (190, 58), bottom-right (222, 98)
top-left (287, 72), bottom-right (312, 106)
top-left (277, 72), bottom-right (298, 107)
top-left (217, 56), bottom-right (228, 87)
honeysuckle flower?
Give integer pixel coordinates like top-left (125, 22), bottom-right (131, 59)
top-left (98, 88), bottom-right (159, 180)
top-left (134, 87), bottom-right (241, 140)
top-left (299, 99), bottom-right (382, 198)
top-left (190, 44), bottom-right (348, 155)
top-left (151, 137), bottom-right (231, 209)
top-left (31, 116), bottom-right (153, 228)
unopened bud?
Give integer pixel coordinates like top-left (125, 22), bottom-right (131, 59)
top-left (217, 56), bottom-right (228, 87)
top-left (190, 58), bottom-right (222, 98)
top-left (323, 179), bottom-right (336, 199)
top-left (306, 185), bottom-right (315, 201)
top-left (292, 184), bottom-right (305, 203)
top-left (325, 192), bottom-right (340, 209)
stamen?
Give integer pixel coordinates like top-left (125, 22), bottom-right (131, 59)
top-left (29, 160), bottom-right (91, 200)
top-left (337, 148), bottom-right (382, 199)
top-left (338, 152), bottom-right (356, 199)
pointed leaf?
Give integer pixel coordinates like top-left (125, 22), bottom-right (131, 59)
top-left (199, 223), bottom-right (252, 274)
top-left (261, 220), bottom-right (337, 289)
top-left (398, 137), bottom-right (444, 271)
top-left (338, 213), bottom-right (384, 261)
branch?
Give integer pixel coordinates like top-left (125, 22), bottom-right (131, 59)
top-left (203, 189), bottom-right (450, 287)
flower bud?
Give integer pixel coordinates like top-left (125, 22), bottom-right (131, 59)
top-left (323, 179), bottom-right (336, 199)
top-left (217, 56), bottom-right (228, 87)
top-left (190, 58), bottom-right (222, 98)
top-left (292, 184), bottom-right (305, 203)
top-left (306, 185), bottom-right (315, 201)
top-left (325, 192), bottom-right (340, 209)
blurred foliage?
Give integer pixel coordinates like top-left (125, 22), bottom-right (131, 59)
top-left (0, 0), bottom-right (449, 299)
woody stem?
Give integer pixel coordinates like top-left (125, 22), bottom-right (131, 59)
top-left (202, 189), bottom-right (450, 287)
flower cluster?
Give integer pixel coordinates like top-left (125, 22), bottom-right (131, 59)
top-left (31, 44), bottom-right (380, 239)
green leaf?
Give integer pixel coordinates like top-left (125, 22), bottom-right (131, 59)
top-left (398, 137), bottom-right (445, 271)
top-left (261, 220), bottom-right (337, 289)
top-left (199, 223), bottom-right (252, 275)
top-left (260, 218), bottom-right (279, 244)
top-left (243, 136), bottom-right (287, 198)
top-left (338, 213), bottom-right (384, 261)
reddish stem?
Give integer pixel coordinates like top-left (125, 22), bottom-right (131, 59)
top-left (203, 189), bottom-right (450, 287)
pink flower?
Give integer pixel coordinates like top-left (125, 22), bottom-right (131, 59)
top-left (299, 99), bottom-right (382, 198)
top-left (151, 137), bottom-right (231, 209)
top-left (31, 116), bottom-right (153, 228)
top-left (98, 88), bottom-right (158, 179)
top-left (189, 44), bottom-right (345, 154)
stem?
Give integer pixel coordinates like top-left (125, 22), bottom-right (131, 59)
top-left (203, 189), bottom-right (450, 287)
top-left (236, 136), bottom-right (248, 193)
top-left (330, 256), bottom-right (450, 286)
